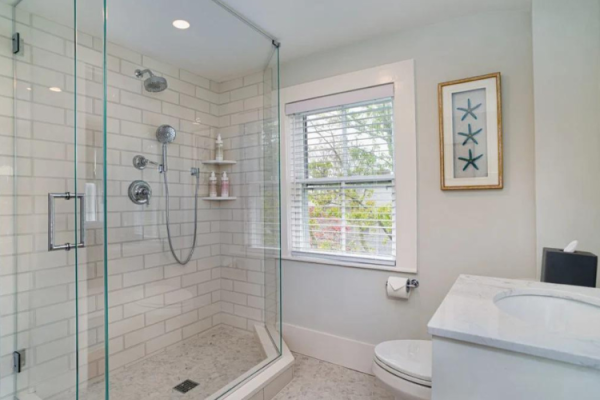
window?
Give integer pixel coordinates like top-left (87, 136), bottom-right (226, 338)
top-left (281, 61), bottom-right (417, 272)
top-left (287, 87), bottom-right (396, 265)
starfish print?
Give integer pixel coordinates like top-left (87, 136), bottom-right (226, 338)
top-left (458, 124), bottom-right (482, 145)
top-left (457, 98), bottom-right (482, 121)
top-left (458, 149), bottom-right (484, 171)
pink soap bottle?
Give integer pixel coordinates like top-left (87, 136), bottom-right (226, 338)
top-left (220, 172), bottom-right (229, 198)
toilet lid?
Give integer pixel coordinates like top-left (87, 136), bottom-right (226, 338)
top-left (374, 340), bottom-right (432, 382)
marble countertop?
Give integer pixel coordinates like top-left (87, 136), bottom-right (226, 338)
top-left (427, 275), bottom-right (600, 370)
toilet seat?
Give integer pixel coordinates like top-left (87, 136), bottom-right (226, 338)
top-left (374, 340), bottom-right (432, 387)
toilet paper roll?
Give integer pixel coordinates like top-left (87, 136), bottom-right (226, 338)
top-left (386, 276), bottom-right (411, 300)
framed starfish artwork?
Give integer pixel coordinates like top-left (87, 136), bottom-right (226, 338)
top-left (438, 72), bottom-right (503, 190)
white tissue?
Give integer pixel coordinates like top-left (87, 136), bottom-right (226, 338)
top-left (564, 240), bottom-right (578, 253)
top-left (388, 277), bottom-right (406, 291)
top-left (386, 276), bottom-right (411, 300)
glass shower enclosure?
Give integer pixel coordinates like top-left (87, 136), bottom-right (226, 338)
top-left (0, 0), bottom-right (281, 399)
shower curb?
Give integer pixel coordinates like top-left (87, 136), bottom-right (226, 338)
top-left (224, 339), bottom-right (295, 400)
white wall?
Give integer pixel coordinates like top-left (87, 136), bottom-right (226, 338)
top-left (216, 72), bottom-right (274, 332)
top-left (280, 10), bottom-right (537, 345)
top-left (532, 0), bottom-right (600, 286)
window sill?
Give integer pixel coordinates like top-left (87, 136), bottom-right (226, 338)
top-left (282, 254), bottom-right (417, 274)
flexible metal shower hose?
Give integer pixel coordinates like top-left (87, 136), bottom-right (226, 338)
top-left (163, 169), bottom-right (199, 265)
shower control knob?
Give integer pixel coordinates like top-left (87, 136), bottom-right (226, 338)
top-left (128, 180), bottom-right (152, 205)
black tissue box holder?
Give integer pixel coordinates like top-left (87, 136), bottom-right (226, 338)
top-left (541, 247), bottom-right (597, 288)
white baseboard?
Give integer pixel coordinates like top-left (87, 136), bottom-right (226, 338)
top-left (283, 323), bottom-right (375, 375)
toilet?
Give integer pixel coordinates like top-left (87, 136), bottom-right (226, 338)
top-left (372, 340), bottom-right (432, 400)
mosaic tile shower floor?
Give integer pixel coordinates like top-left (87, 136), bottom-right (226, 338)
top-left (55, 325), bottom-right (267, 400)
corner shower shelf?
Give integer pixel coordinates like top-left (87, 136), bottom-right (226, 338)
top-left (202, 197), bottom-right (237, 201)
top-left (202, 160), bottom-right (237, 166)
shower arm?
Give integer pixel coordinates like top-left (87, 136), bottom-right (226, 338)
top-left (132, 155), bottom-right (162, 172)
top-left (134, 69), bottom-right (155, 79)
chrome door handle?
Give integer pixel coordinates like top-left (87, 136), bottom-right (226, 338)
top-left (48, 192), bottom-right (86, 251)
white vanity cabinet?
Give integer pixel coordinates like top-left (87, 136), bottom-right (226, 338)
top-left (428, 275), bottom-right (600, 400)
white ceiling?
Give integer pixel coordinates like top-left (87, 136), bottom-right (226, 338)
top-left (226, 0), bottom-right (531, 62)
top-left (12, 0), bottom-right (531, 82)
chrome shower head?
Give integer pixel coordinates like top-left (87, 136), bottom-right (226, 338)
top-left (145, 76), bottom-right (168, 92)
top-left (156, 125), bottom-right (176, 144)
top-left (135, 69), bottom-right (168, 93)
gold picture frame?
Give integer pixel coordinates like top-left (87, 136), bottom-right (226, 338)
top-left (438, 72), bottom-right (503, 190)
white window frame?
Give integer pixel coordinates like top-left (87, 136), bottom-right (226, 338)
top-left (280, 60), bottom-right (417, 273)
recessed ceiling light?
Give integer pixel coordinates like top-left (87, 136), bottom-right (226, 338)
top-left (173, 20), bottom-right (190, 30)
top-left (26, 87), bottom-right (31, 91)
top-left (49, 87), bottom-right (62, 92)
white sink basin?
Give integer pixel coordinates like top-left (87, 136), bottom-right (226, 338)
top-left (494, 288), bottom-right (600, 338)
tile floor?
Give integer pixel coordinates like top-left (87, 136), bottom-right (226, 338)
top-left (56, 325), bottom-right (267, 400)
top-left (53, 329), bottom-right (394, 400)
top-left (272, 353), bottom-right (394, 400)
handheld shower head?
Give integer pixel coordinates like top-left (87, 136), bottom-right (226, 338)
top-left (135, 69), bottom-right (168, 93)
top-left (156, 125), bottom-right (176, 144)
top-left (156, 125), bottom-right (176, 173)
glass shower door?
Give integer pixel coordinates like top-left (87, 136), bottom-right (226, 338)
top-left (71, 0), bottom-right (108, 398)
top-left (262, 45), bottom-right (281, 353)
top-left (0, 1), bottom-right (108, 399)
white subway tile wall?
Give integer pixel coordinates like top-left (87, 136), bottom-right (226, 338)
top-left (216, 67), bottom-right (272, 334)
top-left (0, 4), bottom-right (276, 400)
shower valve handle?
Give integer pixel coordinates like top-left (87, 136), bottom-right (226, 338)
top-left (128, 180), bottom-right (152, 206)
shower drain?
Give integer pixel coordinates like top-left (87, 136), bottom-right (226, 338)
top-left (174, 379), bottom-right (199, 394)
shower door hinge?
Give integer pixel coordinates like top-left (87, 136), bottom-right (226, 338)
top-left (13, 350), bottom-right (25, 373)
top-left (12, 33), bottom-right (20, 54)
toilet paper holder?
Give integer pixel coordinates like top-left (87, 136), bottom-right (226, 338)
top-left (407, 279), bottom-right (420, 290)
top-left (385, 278), bottom-right (420, 291)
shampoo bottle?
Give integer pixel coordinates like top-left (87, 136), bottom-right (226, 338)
top-left (209, 171), bottom-right (218, 198)
top-left (215, 134), bottom-right (224, 161)
top-left (220, 172), bottom-right (229, 198)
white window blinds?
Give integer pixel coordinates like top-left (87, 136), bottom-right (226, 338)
top-left (287, 85), bottom-right (396, 265)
